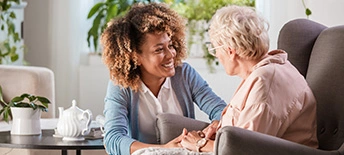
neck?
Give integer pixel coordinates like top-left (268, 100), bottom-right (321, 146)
top-left (141, 77), bottom-right (166, 97)
top-left (237, 57), bottom-right (264, 79)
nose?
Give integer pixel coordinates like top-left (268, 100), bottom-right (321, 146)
top-left (165, 48), bottom-right (176, 58)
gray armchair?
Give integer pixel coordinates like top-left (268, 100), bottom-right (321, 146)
top-left (156, 19), bottom-right (344, 154)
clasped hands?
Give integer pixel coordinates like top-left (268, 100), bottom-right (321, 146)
top-left (164, 120), bottom-right (219, 152)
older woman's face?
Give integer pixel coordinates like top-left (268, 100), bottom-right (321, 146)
top-left (210, 40), bottom-right (238, 76)
top-left (137, 32), bottom-right (176, 81)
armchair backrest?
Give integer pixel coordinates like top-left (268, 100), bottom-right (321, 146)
top-left (278, 19), bottom-right (344, 150)
top-left (0, 65), bottom-right (56, 118)
top-left (307, 25), bottom-right (344, 150)
top-left (278, 18), bottom-right (327, 77)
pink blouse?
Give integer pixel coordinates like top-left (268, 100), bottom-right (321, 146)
top-left (220, 50), bottom-right (318, 148)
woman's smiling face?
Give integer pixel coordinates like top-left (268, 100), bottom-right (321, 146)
top-left (137, 32), bottom-right (176, 81)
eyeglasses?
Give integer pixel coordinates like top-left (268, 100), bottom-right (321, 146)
top-left (205, 42), bottom-right (224, 56)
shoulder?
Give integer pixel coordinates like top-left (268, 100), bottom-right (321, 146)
top-left (174, 62), bottom-right (196, 76)
top-left (172, 62), bottom-right (201, 82)
top-left (242, 66), bottom-right (274, 99)
top-left (176, 62), bottom-right (192, 71)
top-left (106, 80), bottom-right (134, 99)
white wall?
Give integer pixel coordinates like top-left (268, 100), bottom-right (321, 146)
top-left (22, 0), bottom-right (344, 120)
top-left (257, 0), bottom-right (344, 50)
top-left (23, 0), bottom-right (93, 116)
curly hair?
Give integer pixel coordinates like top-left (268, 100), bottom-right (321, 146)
top-left (101, 3), bottom-right (187, 91)
top-left (209, 5), bottom-right (269, 60)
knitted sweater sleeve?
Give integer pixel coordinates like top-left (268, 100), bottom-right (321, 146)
top-left (103, 81), bottom-right (135, 155)
top-left (179, 63), bottom-right (227, 121)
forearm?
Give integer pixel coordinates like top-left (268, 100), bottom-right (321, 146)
top-left (200, 140), bottom-right (214, 152)
top-left (191, 73), bottom-right (226, 121)
top-left (130, 141), bottom-right (164, 154)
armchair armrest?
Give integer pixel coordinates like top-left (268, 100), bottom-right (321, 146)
top-left (156, 113), bottom-right (209, 144)
top-left (214, 126), bottom-right (337, 155)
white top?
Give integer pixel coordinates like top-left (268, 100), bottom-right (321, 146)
top-left (138, 77), bottom-right (183, 143)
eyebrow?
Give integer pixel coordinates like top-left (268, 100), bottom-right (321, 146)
top-left (153, 43), bottom-right (164, 47)
top-left (153, 40), bottom-right (172, 47)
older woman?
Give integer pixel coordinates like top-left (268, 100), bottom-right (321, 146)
top-left (101, 3), bottom-right (226, 155)
top-left (180, 5), bottom-right (318, 152)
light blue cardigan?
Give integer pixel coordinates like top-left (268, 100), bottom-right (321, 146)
top-left (103, 62), bottom-right (227, 155)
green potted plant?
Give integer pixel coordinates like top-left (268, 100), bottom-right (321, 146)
top-left (0, 0), bottom-right (25, 64)
top-left (0, 85), bottom-right (51, 135)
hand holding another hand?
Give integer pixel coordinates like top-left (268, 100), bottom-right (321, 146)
top-left (202, 120), bottom-right (219, 140)
top-left (180, 130), bottom-right (203, 152)
top-left (164, 128), bottom-right (188, 148)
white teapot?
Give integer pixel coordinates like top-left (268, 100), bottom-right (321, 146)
top-left (56, 100), bottom-right (93, 141)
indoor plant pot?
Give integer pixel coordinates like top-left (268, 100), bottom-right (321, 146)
top-left (10, 107), bottom-right (42, 135)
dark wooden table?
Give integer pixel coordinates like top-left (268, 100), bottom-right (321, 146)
top-left (0, 129), bottom-right (105, 155)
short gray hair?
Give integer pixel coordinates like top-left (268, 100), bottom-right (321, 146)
top-left (209, 5), bottom-right (269, 60)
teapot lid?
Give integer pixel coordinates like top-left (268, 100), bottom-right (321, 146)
top-left (65, 100), bottom-right (83, 114)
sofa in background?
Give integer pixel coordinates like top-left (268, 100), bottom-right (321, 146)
top-left (156, 19), bottom-right (344, 154)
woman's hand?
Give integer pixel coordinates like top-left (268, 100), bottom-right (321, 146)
top-left (163, 128), bottom-right (188, 148)
top-left (202, 120), bottom-right (219, 140)
top-left (180, 130), bottom-right (202, 152)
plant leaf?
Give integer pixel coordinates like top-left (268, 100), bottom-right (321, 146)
top-left (93, 35), bottom-right (99, 52)
top-left (87, 2), bottom-right (105, 19)
top-left (0, 108), bottom-right (5, 116)
top-left (105, 3), bottom-right (118, 23)
top-left (7, 21), bottom-right (15, 35)
top-left (37, 105), bottom-right (48, 112)
top-left (10, 53), bottom-right (19, 62)
top-left (3, 107), bottom-right (10, 122)
top-left (10, 46), bottom-right (19, 62)
top-left (88, 9), bottom-right (105, 51)
top-left (0, 85), bottom-right (7, 105)
top-left (87, 32), bottom-right (92, 49)
top-left (29, 102), bottom-right (37, 110)
top-left (11, 96), bottom-right (24, 102)
top-left (28, 95), bottom-right (36, 102)
top-left (20, 93), bottom-right (30, 98)
top-left (9, 11), bottom-right (16, 19)
top-left (306, 8), bottom-right (312, 16)
top-left (42, 102), bottom-right (49, 108)
top-left (13, 32), bottom-right (20, 42)
top-left (13, 102), bottom-right (30, 107)
top-left (36, 96), bottom-right (51, 104)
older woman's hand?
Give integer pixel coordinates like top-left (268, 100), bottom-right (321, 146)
top-left (163, 128), bottom-right (188, 148)
top-left (202, 120), bottom-right (219, 140)
top-left (180, 130), bottom-right (202, 152)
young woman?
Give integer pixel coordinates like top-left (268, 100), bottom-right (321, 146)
top-left (101, 3), bottom-right (227, 155)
